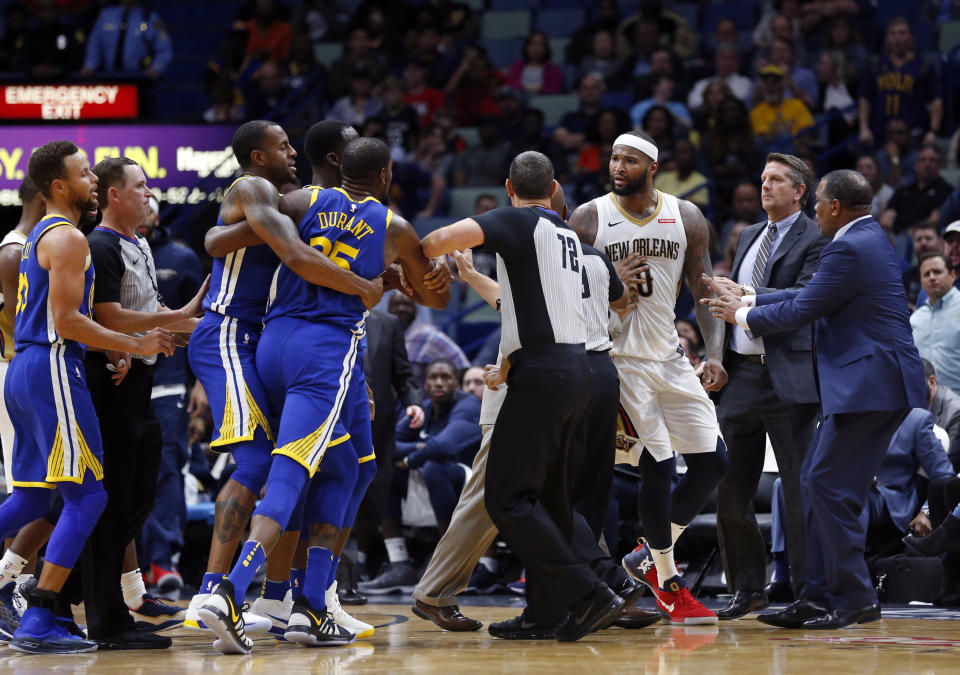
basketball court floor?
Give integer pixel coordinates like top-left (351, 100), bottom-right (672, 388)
top-left (0, 596), bottom-right (957, 673)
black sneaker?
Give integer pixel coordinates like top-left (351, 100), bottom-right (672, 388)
top-left (96, 627), bottom-right (173, 650)
top-left (357, 562), bottom-right (419, 595)
top-left (554, 585), bottom-right (625, 642)
top-left (284, 596), bottom-right (356, 647)
top-left (487, 610), bottom-right (555, 639)
top-left (197, 580), bottom-right (252, 655)
top-left (465, 563), bottom-right (503, 595)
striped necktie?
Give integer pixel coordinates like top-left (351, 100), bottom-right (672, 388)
top-left (751, 222), bottom-right (778, 288)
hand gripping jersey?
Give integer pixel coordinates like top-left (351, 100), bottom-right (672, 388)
top-left (15, 215), bottom-right (95, 358)
top-left (203, 176), bottom-right (281, 326)
top-left (591, 190), bottom-right (687, 361)
top-left (265, 186), bottom-right (388, 329)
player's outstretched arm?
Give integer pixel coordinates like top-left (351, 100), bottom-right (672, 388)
top-left (94, 275), bottom-right (210, 334)
top-left (41, 227), bottom-right (175, 357)
top-left (205, 221), bottom-right (262, 257)
top-left (568, 202), bottom-right (599, 247)
top-left (232, 182), bottom-right (383, 308)
top-left (420, 218), bottom-right (484, 258)
top-left (451, 248), bottom-right (500, 310)
top-left (679, 199), bottom-right (727, 392)
top-left (389, 215), bottom-right (451, 309)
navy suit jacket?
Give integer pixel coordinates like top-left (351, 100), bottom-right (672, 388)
top-left (747, 217), bottom-right (926, 415)
top-left (875, 408), bottom-right (954, 532)
top-left (726, 212), bottom-right (827, 404)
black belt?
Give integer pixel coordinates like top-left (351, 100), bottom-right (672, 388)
top-left (730, 352), bottom-right (766, 365)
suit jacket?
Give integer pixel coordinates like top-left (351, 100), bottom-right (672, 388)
top-left (875, 408), bottom-right (954, 532)
top-left (930, 384), bottom-right (960, 472)
top-left (724, 212), bottom-right (826, 404)
top-left (747, 217), bottom-right (926, 415)
top-left (363, 310), bottom-right (421, 459)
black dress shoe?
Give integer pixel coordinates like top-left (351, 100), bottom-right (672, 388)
top-left (555, 586), bottom-right (625, 642)
top-left (610, 575), bottom-right (647, 608)
top-left (802, 604), bottom-right (881, 629)
top-left (903, 516), bottom-right (960, 556)
top-left (756, 599), bottom-right (828, 628)
top-left (612, 603), bottom-right (662, 629)
top-left (488, 610), bottom-right (555, 639)
top-left (337, 586), bottom-right (368, 606)
top-left (96, 627), bottom-right (172, 650)
top-left (717, 590), bottom-right (769, 620)
top-left (764, 580), bottom-right (795, 603)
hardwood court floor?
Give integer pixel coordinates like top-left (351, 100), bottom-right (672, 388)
top-left (1, 601), bottom-right (958, 674)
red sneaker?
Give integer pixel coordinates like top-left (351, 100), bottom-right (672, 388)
top-left (150, 563), bottom-right (184, 592)
top-left (656, 576), bottom-right (717, 625)
top-left (621, 542), bottom-right (659, 594)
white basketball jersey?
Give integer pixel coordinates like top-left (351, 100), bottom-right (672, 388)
top-left (592, 190), bottom-right (686, 361)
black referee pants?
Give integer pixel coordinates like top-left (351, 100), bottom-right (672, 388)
top-left (81, 354), bottom-right (162, 638)
top-left (484, 344), bottom-right (601, 626)
top-left (570, 350), bottom-right (624, 586)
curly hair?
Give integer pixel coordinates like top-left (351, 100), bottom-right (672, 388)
top-left (27, 140), bottom-right (79, 198)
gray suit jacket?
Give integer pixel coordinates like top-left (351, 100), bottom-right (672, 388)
top-left (930, 384), bottom-right (960, 472)
top-left (723, 212), bottom-right (828, 404)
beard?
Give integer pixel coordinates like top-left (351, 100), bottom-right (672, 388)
top-left (611, 170), bottom-right (649, 196)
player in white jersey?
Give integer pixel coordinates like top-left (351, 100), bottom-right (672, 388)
top-left (569, 131), bottom-right (729, 625)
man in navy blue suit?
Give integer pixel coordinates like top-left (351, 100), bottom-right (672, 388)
top-left (704, 170), bottom-right (927, 629)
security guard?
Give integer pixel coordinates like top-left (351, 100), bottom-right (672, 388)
top-left (81, 0), bottom-right (173, 79)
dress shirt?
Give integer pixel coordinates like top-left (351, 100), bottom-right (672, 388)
top-left (911, 287), bottom-right (960, 393)
top-left (730, 210), bottom-right (801, 355)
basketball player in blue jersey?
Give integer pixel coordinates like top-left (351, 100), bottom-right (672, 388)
top-left (184, 120), bottom-right (383, 635)
top-left (0, 141), bottom-right (174, 654)
top-left (200, 137), bottom-right (449, 653)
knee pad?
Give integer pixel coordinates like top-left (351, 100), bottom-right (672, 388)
top-left (285, 481), bottom-right (310, 533)
top-left (253, 456), bottom-right (308, 530)
top-left (63, 485), bottom-right (108, 539)
top-left (45, 481), bottom-right (107, 568)
top-left (230, 434), bottom-right (273, 494)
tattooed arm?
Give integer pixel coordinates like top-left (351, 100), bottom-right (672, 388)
top-left (680, 199), bottom-right (728, 392)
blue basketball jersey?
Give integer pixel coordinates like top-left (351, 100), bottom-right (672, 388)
top-left (203, 176), bottom-right (281, 326)
top-left (15, 214), bottom-right (95, 358)
top-left (265, 186), bottom-right (389, 329)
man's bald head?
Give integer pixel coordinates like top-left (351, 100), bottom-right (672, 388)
top-left (550, 180), bottom-right (567, 220)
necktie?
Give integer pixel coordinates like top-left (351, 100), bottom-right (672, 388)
top-left (751, 222), bottom-right (778, 288)
top-left (113, 8), bottom-right (131, 72)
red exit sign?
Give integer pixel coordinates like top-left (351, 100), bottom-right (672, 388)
top-left (0, 84), bottom-right (138, 120)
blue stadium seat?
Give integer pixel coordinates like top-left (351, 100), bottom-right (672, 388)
top-left (670, 3), bottom-right (700, 32)
top-left (313, 42), bottom-right (342, 68)
top-left (535, 9), bottom-right (585, 39)
top-left (186, 502), bottom-right (216, 526)
top-left (529, 94), bottom-right (580, 126)
top-left (941, 21), bottom-right (960, 52)
top-left (412, 216), bottom-right (455, 238)
top-left (482, 11), bottom-right (533, 41)
top-left (549, 37), bottom-right (571, 64)
top-left (541, 0), bottom-right (589, 8)
top-left (943, 168), bottom-right (960, 188)
top-left (491, 0), bottom-right (539, 9)
top-left (453, 126), bottom-right (480, 147)
top-left (450, 187), bottom-right (508, 218)
top-left (602, 91), bottom-right (634, 113)
top-left (703, 2), bottom-right (758, 33)
top-left (485, 38), bottom-right (524, 70)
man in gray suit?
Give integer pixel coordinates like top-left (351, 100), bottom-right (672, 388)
top-left (925, 359), bottom-right (960, 472)
top-left (711, 153), bottom-right (828, 619)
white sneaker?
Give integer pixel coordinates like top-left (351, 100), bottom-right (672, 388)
top-left (251, 591), bottom-right (293, 639)
top-left (197, 581), bottom-right (252, 655)
top-left (184, 590), bottom-right (273, 635)
top-left (326, 582), bottom-right (374, 638)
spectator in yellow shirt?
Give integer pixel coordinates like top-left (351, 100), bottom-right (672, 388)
top-left (750, 64), bottom-right (814, 141)
top-left (654, 138), bottom-right (710, 210)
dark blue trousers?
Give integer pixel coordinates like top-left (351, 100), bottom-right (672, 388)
top-left (800, 408), bottom-right (908, 611)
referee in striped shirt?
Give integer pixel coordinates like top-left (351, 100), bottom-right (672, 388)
top-left (421, 151), bottom-right (626, 642)
top-left (81, 157), bottom-right (206, 648)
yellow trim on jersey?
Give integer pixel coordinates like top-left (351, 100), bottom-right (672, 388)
top-left (357, 452), bottom-right (376, 464)
top-left (385, 209), bottom-right (393, 228)
top-left (272, 420), bottom-right (331, 476)
top-left (610, 190), bottom-right (663, 227)
top-left (46, 422), bottom-right (104, 483)
top-left (211, 381), bottom-right (274, 448)
top-left (224, 175), bottom-right (254, 197)
top-left (11, 481), bottom-right (55, 489)
top-left (329, 433), bottom-right (350, 447)
top-left (308, 185), bottom-right (323, 207)
top-left (333, 187), bottom-right (381, 204)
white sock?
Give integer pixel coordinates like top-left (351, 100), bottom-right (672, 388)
top-left (650, 546), bottom-right (680, 588)
top-left (671, 522), bottom-right (687, 544)
top-left (479, 556), bottom-right (497, 573)
top-left (121, 568), bottom-right (148, 610)
top-left (0, 550), bottom-right (27, 588)
top-left (384, 537), bottom-right (409, 563)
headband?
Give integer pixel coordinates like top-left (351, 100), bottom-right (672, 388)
top-left (613, 134), bottom-right (658, 162)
